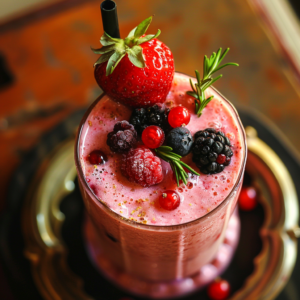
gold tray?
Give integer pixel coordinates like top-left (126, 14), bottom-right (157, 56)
top-left (22, 127), bottom-right (300, 300)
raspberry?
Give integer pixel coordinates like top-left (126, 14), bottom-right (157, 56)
top-left (106, 121), bottom-right (137, 153)
top-left (121, 147), bottom-right (163, 187)
top-left (129, 103), bottom-right (171, 135)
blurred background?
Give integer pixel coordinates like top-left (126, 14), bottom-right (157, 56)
top-left (0, 0), bottom-right (300, 299)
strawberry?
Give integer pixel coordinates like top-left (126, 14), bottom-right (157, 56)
top-left (92, 16), bottom-right (175, 108)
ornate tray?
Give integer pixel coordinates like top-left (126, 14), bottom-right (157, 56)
top-left (1, 108), bottom-right (300, 300)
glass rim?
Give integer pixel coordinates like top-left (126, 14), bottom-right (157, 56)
top-left (75, 72), bottom-right (247, 231)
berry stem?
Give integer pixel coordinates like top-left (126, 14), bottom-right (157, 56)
top-left (155, 146), bottom-right (200, 186)
top-left (187, 48), bottom-right (239, 117)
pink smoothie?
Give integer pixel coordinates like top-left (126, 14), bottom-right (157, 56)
top-left (75, 72), bottom-right (246, 296)
top-left (79, 72), bottom-right (244, 225)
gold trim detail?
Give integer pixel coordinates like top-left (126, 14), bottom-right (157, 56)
top-left (22, 129), bottom-right (299, 300)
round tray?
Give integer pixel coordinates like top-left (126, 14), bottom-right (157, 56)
top-left (1, 108), bottom-right (300, 300)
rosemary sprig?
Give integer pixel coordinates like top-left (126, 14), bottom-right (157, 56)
top-left (155, 146), bottom-right (200, 186)
top-left (187, 48), bottom-right (239, 117)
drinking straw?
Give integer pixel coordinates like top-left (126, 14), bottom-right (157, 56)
top-left (100, 0), bottom-right (121, 38)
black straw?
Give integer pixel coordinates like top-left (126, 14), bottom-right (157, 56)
top-left (100, 0), bottom-right (120, 38)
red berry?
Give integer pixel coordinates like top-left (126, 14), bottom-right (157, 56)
top-left (239, 187), bottom-right (257, 211)
top-left (207, 279), bottom-right (230, 300)
top-left (121, 147), bottom-right (163, 187)
top-left (94, 39), bottom-right (174, 108)
top-left (142, 125), bottom-right (165, 149)
top-left (216, 154), bottom-right (226, 164)
top-left (88, 150), bottom-right (107, 165)
top-left (159, 190), bottom-right (180, 210)
top-left (168, 106), bottom-right (190, 128)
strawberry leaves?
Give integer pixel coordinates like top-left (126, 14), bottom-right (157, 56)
top-left (134, 16), bottom-right (153, 39)
top-left (92, 16), bottom-right (161, 75)
top-left (127, 46), bottom-right (145, 68)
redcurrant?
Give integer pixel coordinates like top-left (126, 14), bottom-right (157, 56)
top-left (239, 187), bottom-right (257, 211)
top-left (142, 125), bottom-right (165, 149)
top-left (88, 150), bottom-right (107, 165)
top-left (207, 279), bottom-right (230, 300)
top-left (159, 190), bottom-right (180, 210)
top-left (216, 154), bottom-right (226, 164)
top-left (168, 106), bottom-right (190, 128)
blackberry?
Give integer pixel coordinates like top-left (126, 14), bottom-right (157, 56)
top-left (166, 127), bottom-right (193, 156)
top-left (106, 121), bottom-right (137, 153)
top-left (192, 128), bottom-right (233, 174)
top-left (129, 103), bottom-right (171, 135)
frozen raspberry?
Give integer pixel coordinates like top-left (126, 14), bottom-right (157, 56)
top-left (107, 121), bottom-right (137, 153)
top-left (121, 147), bottom-right (163, 187)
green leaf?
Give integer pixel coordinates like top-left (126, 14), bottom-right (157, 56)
top-left (204, 56), bottom-right (209, 78)
top-left (127, 27), bottom-right (137, 39)
top-left (106, 51), bottom-right (126, 76)
top-left (172, 162), bottom-right (180, 186)
top-left (179, 161), bottom-right (200, 176)
top-left (208, 52), bottom-right (216, 68)
top-left (127, 45), bottom-right (145, 68)
top-left (195, 70), bottom-right (201, 87)
top-left (208, 49), bottom-right (222, 76)
top-left (137, 29), bottom-right (161, 45)
top-left (100, 32), bottom-right (120, 46)
top-left (187, 91), bottom-right (198, 98)
top-left (189, 78), bottom-right (196, 93)
top-left (134, 16), bottom-right (153, 39)
top-left (158, 146), bottom-right (173, 152)
top-left (218, 48), bottom-right (230, 65)
top-left (211, 63), bottom-right (239, 75)
top-left (93, 51), bottom-right (114, 67)
top-left (91, 44), bottom-right (115, 54)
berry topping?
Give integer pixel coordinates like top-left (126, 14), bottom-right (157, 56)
top-left (207, 279), bottom-right (231, 300)
top-left (192, 128), bottom-right (233, 174)
top-left (168, 106), bottom-right (191, 128)
top-left (129, 104), bottom-right (171, 136)
top-left (166, 127), bottom-right (193, 156)
top-left (107, 121), bottom-right (137, 153)
top-left (159, 190), bottom-right (180, 210)
top-left (121, 147), bottom-right (163, 187)
top-left (142, 125), bottom-right (165, 149)
top-left (87, 150), bottom-right (107, 165)
top-left (93, 17), bottom-right (174, 107)
top-left (239, 187), bottom-right (257, 211)
top-left (216, 154), bottom-right (226, 164)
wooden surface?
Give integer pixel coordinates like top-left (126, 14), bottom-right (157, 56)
top-left (0, 0), bottom-right (300, 212)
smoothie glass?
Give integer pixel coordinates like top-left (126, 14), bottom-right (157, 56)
top-left (75, 73), bottom-right (247, 298)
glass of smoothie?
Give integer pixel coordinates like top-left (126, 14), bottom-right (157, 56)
top-left (75, 71), bottom-right (246, 298)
